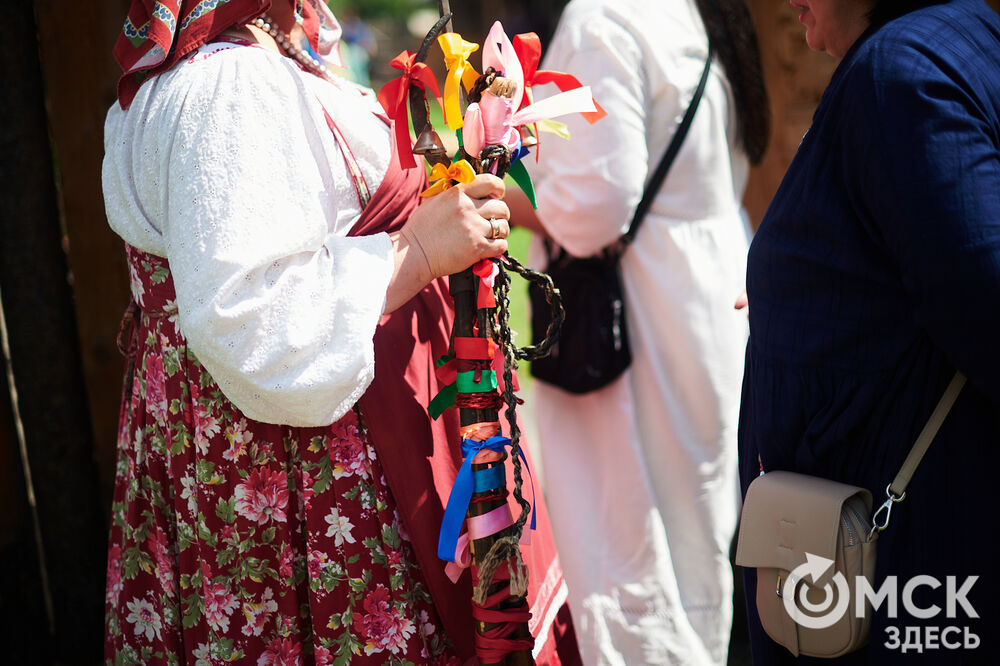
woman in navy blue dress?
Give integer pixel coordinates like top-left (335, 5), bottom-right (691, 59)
top-left (740, 0), bottom-right (1000, 663)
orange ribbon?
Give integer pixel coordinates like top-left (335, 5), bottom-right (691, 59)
top-left (460, 421), bottom-right (502, 443)
top-left (420, 160), bottom-right (476, 197)
top-left (376, 51), bottom-right (445, 169)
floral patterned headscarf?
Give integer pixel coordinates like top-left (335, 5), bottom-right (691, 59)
top-left (114, 0), bottom-right (343, 108)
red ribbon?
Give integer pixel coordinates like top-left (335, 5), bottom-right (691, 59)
top-left (471, 562), bottom-right (536, 663)
top-left (473, 259), bottom-right (498, 309)
top-left (376, 51), bottom-right (445, 169)
top-left (434, 357), bottom-right (457, 386)
top-left (455, 337), bottom-right (496, 360)
top-left (513, 32), bottom-right (607, 124)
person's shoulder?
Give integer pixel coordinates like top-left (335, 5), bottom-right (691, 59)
top-left (116, 41), bottom-right (309, 148)
top-left (560, 0), bottom-right (699, 38)
top-left (151, 42), bottom-right (297, 106)
top-left (854, 0), bottom-right (999, 80)
top-left (554, 0), bottom-right (704, 65)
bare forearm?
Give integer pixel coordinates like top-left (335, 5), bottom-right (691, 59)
top-left (383, 230), bottom-right (433, 314)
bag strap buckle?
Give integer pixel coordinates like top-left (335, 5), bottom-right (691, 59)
top-left (867, 485), bottom-right (906, 541)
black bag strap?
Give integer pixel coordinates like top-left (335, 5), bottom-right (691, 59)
top-left (545, 47), bottom-right (714, 264)
top-left (620, 44), bottom-right (714, 250)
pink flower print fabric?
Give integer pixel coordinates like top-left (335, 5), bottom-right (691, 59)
top-left (104, 245), bottom-right (459, 665)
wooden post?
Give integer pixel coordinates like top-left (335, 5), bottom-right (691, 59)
top-left (0, 2), bottom-right (108, 659)
top-left (33, 0), bottom-right (134, 513)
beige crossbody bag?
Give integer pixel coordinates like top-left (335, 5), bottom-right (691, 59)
top-left (736, 372), bottom-right (966, 658)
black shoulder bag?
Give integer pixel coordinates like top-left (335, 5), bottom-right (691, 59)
top-left (529, 48), bottom-right (714, 393)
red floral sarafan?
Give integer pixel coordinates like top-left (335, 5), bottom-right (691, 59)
top-left (104, 245), bottom-right (459, 665)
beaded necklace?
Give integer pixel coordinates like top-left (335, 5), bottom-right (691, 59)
top-left (252, 14), bottom-right (334, 82)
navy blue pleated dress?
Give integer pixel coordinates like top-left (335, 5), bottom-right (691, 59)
top-left (739, 1), bottom-right (1000, 664)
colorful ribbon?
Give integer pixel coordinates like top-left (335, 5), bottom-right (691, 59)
top-left (507, 160), bottom-right (536, 209)
top-left (470, 564), bottom-right (535, 664)
top-left (438, 436), bottom-right (537, 564)
top-left (376, 50), bottom-right (444, 169)
top-left (474, 465), bottom-right (506, 493)
top-left (455, 337), bottom-right (496, 360)
top-left (460, 421), bottom-right (502, 441)
top-left (445, 502), bottom-right (534, 583)
top-left (513, 32), bottom-right (607, 124)
top-left (456, 370), bottom-right (497, 393)
top-left (473, 259), bottom-right (499, 309)
top-left (420, 159), bottom-right (476, 197)
top-left (438, 33), bottom-right (481, 130)
top-left (428, 355), bottom-right (457, 420)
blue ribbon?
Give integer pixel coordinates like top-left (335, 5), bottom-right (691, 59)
top-left (437, 435), bottom-right (537, 562)
top-left (474, 465), bottom-right (506, 493)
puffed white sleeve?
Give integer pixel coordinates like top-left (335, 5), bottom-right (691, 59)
top-left (148, 51), bottom-right (394, 427)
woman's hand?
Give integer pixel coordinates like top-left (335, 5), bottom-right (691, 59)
top-left (385, 174), bottom-right (510, 313)
top-left (734, 288), bottom-right (749, 318)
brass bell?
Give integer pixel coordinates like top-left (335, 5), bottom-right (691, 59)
top-left (412, 124), bottom-right (448, 162)
top-left (519, 124), bottom-right (538, 149)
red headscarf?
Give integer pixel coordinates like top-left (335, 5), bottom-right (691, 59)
top-left (113, 0), bottom-right (343, 108)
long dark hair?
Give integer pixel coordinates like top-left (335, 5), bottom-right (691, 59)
top-left (692, 0), bottom-right (770, 164)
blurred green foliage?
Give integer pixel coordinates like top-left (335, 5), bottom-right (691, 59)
top-left (327, 0), bottom-right (433, 21)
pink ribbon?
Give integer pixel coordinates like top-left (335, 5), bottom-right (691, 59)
top-left (445, 503), bottom-right (532, 583)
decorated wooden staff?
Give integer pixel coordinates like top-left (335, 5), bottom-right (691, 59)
top-left (378, 11), bottom-right (600, 663)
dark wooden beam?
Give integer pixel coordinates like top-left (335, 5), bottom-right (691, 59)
top-left (34, 0), bottom-right (133, 515)
top-left (0, 2), bottom-right (108, 660)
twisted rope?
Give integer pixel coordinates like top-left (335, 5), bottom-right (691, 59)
top-left (471, 252), bottom-right (562, 604)
top-left (500, 252), bottom-right (564, 361)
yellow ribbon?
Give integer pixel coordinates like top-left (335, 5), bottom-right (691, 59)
top-left (438, 33), bottom-right (481, 130)
top-left (420, 160), bottom-right (477, 198)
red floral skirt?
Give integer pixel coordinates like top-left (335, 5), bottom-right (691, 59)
top-left (105, 247), bottom-right (459, 665)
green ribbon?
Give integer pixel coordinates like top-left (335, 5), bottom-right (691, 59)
top-left (456, 370), bottom-right (497, 393)
top-left (428, 383), bottom-right (457, 420)
top-left (508, 160), bottom-right (537, 209)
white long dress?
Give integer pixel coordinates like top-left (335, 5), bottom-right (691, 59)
top-left (527, 0), bottom-right (751, 663)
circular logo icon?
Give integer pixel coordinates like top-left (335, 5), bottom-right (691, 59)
top-left (782, 553), bottom-right (851, 629)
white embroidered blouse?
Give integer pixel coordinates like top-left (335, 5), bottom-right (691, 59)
top-left (103, 41), bottom-right (396, 428)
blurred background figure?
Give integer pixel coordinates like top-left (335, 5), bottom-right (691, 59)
top-left (510, 0), bottom-right (769, 663)
top-left (336, 8), bottom-right (377, 86)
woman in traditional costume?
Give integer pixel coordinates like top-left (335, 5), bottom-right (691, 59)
top-left (101, 1), bottom-right (577, 663)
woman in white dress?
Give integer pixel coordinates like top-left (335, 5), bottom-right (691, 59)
top-left (511, 0), bottom-right (770, 662)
